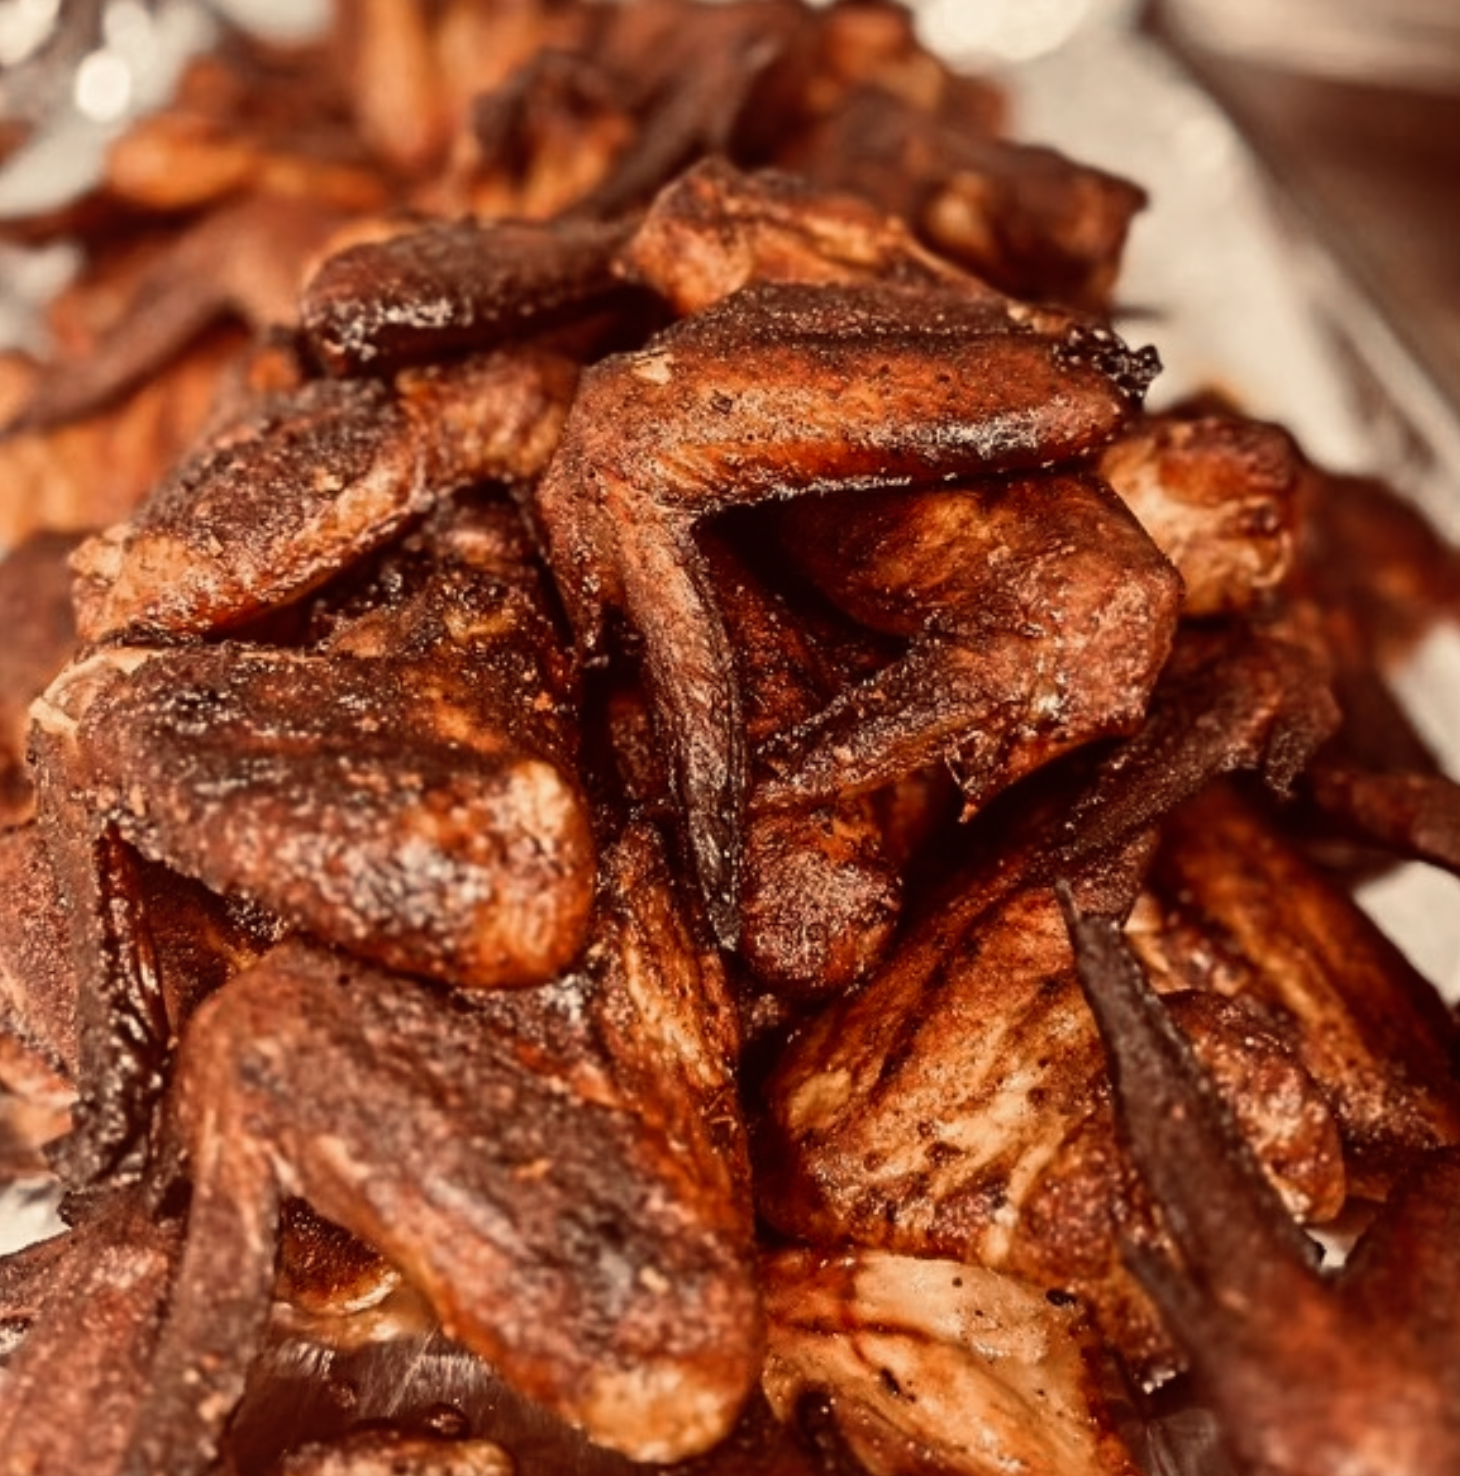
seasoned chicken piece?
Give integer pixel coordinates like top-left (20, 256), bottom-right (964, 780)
top-left (0, 816), bottom-right (278, 1191)
top-left (24, 777), bottom-right (282, 1193)
top-left (759, 471), bottom-right (1181, 815)
top-left (761, 1248), bottom-right (1140, 1476)
top-left (49, 501), bottom-right (596, 994)
top-left (0, 530), bottom-right (80, 825)
top-left (535, 277), bottom-right (1158, 939)
top-left (116, 820), bottom-right (758, 1473)
top-left (1098, 411), bottom-right (1303, 614)
top-left (756, 620), bottom-right (1353, 1371)
top-left (300, 215), bottom-right (633, 376)
top-left (756, 845), bottom-right (1343, 1374)
top-left (71, 345), bottom-right (578, 644)
top-left (1133, 782), bottom-right (1460, 1198)
top-left (1065, 897), bottom-right (1460, 1476)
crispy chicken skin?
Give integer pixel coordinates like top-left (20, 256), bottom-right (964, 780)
top-left (1132, 782), bottom-right (1460, 1197)
top-left (616, 157), bottom-right (983, 317)
top-left (703, 529), bottom-right (903, 998)
top-left (300, 215), bottom-right (634, 377)
top-left (761, 472), bottom-right (1181, 813)
top-left (28, 689), bottom-right (177, 1187)
top-left (535, 278), bottom-right (1158, 939)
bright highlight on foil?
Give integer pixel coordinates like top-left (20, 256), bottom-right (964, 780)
top-left (73, 49), bottom-right (134, 122)
top-left (918, 0), bottom-right (1097, 63)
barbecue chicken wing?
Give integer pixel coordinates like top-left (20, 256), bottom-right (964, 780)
top-left (535, 274), bottom-right (1159, 941)
top-left (43, 499), bottom-right (596, 996)
top-left (758, 471), bottom-right (1180, 814)
top-left (116, 818), bottom-right (758, 1473)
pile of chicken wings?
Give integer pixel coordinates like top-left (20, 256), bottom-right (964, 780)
top-left (0, 3), bottom-right (1458, 1474)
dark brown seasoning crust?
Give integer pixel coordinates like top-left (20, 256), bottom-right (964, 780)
top-left (761, 471), bottom-right (1180, 812)
top-left (703, 528), bottom-right (903, 998)
top-left (64, 504), bottom-right (596, 992)
top-left (122, 819), bottom-right (758, 1470)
